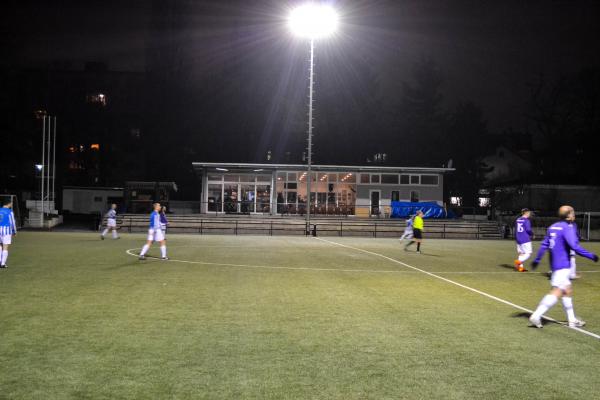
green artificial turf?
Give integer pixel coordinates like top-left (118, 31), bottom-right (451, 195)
top-left (1, 232), bottom-right (599, 399)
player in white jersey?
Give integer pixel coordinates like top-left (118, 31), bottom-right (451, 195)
top-left (138, 202), bottom-right (168, 261)
top-left (0, 198), bottom-right (17, 268)
top-left (399, 215), bottom-right (414, 241)
top-left (101, 204), bottom-right (120, 240)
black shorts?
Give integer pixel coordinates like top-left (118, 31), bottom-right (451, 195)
top-left (413, 228), bottom-right (423, 239)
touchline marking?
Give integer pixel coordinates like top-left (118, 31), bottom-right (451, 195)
top-left (314, 237), bottom-right (600, 341)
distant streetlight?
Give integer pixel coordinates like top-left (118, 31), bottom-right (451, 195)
top-left (288, 3), bottom-right (338, 234)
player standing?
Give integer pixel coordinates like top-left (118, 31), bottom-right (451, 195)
top-left (101, 203), bottom-right (120, 240)
top-left (138, 202), bottom-right (168, 261)
top-left (528, 205), bottom-right (598, 328)
top-left (404, 210), bottom-right (424, 253)
top-left (514, 208), bottom-right (533, 272)
top-left (399, 215), bottom-right (414, 241)
top-left (0, 198), bottom-right (17, 268)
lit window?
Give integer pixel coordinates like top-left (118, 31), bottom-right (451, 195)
top-left (34, 110), bottom-right (47, 119)
top-left (450, 196), bottom-right (462, 206)
top-left (86, 93), bottom-right (107, 106)
top-left (478, 197), bottom-right (491, 207)
top-left (90, 144), bottom-right (100, 151)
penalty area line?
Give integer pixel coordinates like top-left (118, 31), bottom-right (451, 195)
top-left (314, 237), bottom-right (600, 341)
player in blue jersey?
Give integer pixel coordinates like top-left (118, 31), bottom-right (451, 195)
top-left (138, 202), bottom-right (168, 261)
top-left (101, 204), bottom-right (120, 240)
top-left (399, 215), bottom-right (414, 241)
top-left (0, 198), bottom-right (17, 268)
top-left (514, 208), bottom-right (534, 272)
top-left (528, 206), bottom-right (598, 328)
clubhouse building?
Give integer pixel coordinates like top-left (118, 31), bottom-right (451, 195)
top-left (193, 162), bottom-right (454, 217)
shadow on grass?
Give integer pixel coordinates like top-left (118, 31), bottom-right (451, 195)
top-left (512, 311), bottom-right (563, 327)
top-left (498, 263), bottom-right (516, 270)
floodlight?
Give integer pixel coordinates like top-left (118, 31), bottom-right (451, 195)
top-left (288, 3), bottom-right (338, 39)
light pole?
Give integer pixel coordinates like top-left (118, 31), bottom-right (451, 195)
top-left (288, 3), bottom-right (338, 235)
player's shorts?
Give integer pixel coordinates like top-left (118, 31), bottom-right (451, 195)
top-left (550, 268), bottom-right (572, 290)
top-left (147, 228), bottom-right (165, 242)
top-left (516, 242), bottom-right (532, 255)
top-left (413, 228), bottom-right (423, 239)
top-left (107, 218), bottom-right (117, 228)
top-left (1, 234), bottom-right (12, 245)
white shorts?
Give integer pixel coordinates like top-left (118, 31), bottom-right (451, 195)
top-left (1, 234), bottom-right (12, 245)
top-left (516, 242), bottom-right (532, 254)
top-left (147, 229), bottom-right (165, 242)
top-left (107, 219), bottom-right (117, 228)
top-left (551, 268), bottom-right (572, 291)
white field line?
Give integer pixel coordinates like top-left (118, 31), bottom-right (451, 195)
top-left (125, 248), bottom-right (599, 276)
top-left (314, 237), bottom-right (600, 341)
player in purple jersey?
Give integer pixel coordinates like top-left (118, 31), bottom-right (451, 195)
top-left (514, 208), bottom-right (533, 272)
top-left (528, 206), bottom-right (598, 328)
top-left (569, 221), bottom-right (581, 279)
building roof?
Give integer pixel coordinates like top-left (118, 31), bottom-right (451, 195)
top-left (192, 162), bottom-right (454, 174)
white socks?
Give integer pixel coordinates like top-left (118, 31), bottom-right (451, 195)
top-left (160, 245), bottom-right (167, 258)
top-left (101, 228), bottom-right (109, 237)
top-left (1, 250), bottom-right (8, 265)
top-left (140, 244), bottom-right (150, 256)
top-left (532, 294), bottom-right (558, 320)
top-left (112, 230), bottom-right (118, 239)
top-left (518, 252), bottom-right (531, 263)
top-left (561, 296), bottom-right (576, 322)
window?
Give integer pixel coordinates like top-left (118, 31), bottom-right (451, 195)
top-left (478, 197), bottom-right (491, 207)
top-left (410, 175), bottom-right (420, 185)
top-left (381, 174), bottom-right (399, 184)
top-left (450, 196), bottom-right (462, 206)
top-left (90, 143), bottom-right (100, 151)
top-left (400, 175), bottom-right (410, 184)
top-left (285, 182), bottom-right (297, 190)
top-left (420, 175), bottom-right (439, 185)
top-left (391, 191), bottom-right (400, 202)
top-left (410, 191), bottom-right (420, 202)
top-left (86, 93), bottom-right (107, 106)
top-left (370, 174), bottom-right (380, 183)
top-left (360, 174), bottom-right (370, 184)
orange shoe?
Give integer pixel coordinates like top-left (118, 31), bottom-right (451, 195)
top-left (517, 266), bottom-right (527, 272)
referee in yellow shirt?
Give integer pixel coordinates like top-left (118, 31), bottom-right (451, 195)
top-left (405, 210), bottom-right (424, 253)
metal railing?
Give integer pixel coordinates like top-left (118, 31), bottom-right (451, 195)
top-left (110, 216), bottom-right (502, 239)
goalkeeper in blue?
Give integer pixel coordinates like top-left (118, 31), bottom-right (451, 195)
top-left (0, 198), bottom-right (18, 268)
top-left (138, 202), bottom-right (168, 261)
top-left (528, 205), bottom-right (598, 328)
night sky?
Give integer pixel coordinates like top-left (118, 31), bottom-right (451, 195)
top-left (4, 0), bottom-right (599, 132)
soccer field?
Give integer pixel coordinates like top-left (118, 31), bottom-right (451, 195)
top-left (1, 232), bottom-right (600, 399)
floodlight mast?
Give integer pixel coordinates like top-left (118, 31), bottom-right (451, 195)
top-left (288, 3), bottom-right (337, 235)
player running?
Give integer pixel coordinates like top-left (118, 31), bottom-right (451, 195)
top-left (404, 210), bottom-right (424, 253)
top-left (100, 203), bottom-right (120, 240)
top-left (528, 205), bottom-right (598, 328)
top-left (138, 202), bottom-right (168, 261)
top-left (399, 215), bottom-right (414, 241)
top-left (0, 198), bottom-right (17, 268)
top-left (514, 208), bottom-right (533, 272)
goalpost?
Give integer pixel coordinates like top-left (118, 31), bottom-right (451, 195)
top-left (578, 211), bottom-right (598, 241)
top-left (0, 194), bottom-right (21, 228)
